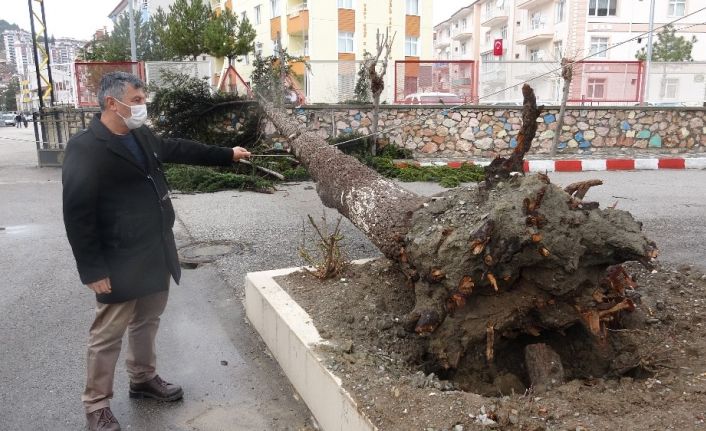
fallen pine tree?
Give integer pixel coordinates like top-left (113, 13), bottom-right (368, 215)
top-left (260, 84), bottom-right (659, 390)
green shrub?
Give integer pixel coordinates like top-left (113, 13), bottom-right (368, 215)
top-left (164, 164), bottom-right (273, 193)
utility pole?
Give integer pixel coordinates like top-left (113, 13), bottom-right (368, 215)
top-left (129, 0), bottom-right (137, 61)
top-left (643, 0), bottom-right (656, 104)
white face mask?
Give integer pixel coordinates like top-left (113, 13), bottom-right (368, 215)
top-left (115, 98), bottom-right (148, 130)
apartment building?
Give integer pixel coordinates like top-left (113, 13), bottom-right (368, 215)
top-left (108, 0), bottom-right (175, 21)
top-left (222, 0), bottom-right (433, 103)
top-left (434, 5), bottom-right (478, 61)
top-left (435, 0), bottom-right (706, 104)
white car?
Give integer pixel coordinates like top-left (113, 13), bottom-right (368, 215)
top-left (403, 92), bottom-right (466, 105)
top-left (2, 113), bottom-right (17, 126)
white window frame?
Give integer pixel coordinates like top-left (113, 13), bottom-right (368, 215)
top-left (590, 36), bottom-right (609, 58)
top-left (668, 0), bottom-right (685, 16)
top-left (338, 32), bottom-right (354, 53)
top-left (554, 40), bottom-right (563, 60)
top-left (338, 0), bottom-right (354, 9)
top-left (460, 42), bottom-right (467, 55)
top-left (406, 0), bottom-right (419, 15)
top-left (270, 0), bottom-right (280, 18)
top-left (461, 18), bottom-right (467, 29)
top-left (254, 5), bottom-right (262, 24)
top-left (501, 24), bottom-right (508, 39)
top-left (556, 0), bottom-right (566, 23)
top-left (587, 78), bottom-right (606, 99)
top-left (530, 12), bottom-right (544, 30)
top-left (588, 0), bottom-right (617, 16)
top-left (304, 34), bottom-right (309, 56)
top-left (529, 48), bottom-right (540, 62)
top-left (661, 78), bottom-right (679, 98)
top-left (405, 36), bottom-right (419, 56)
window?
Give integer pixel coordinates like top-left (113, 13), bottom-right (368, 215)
top-left (406, 36), bottom-right (419, 56)
top-left (530, 12), bottom-right (544, 30)
top-left (529, 48), bottom-right (540, 61)
top-left (588, 0), bottom-right (617, 16)
top-left (338, 32), bottom-right (354, 53)
top-left (485, 1), bottom-right (492, 14)
top-left (485, 31), bottom-right (491, 43)
top-left (587, 78), bottom-right (606, 98)
top-left (254, 5), bottom-right (261, 24)
top-left (590, 36), bottom-right (609, 57)
top-left (255, 42), bottom-right (263, 56)
top-left (270, 0), bottom-right (280, 18)
top-left (406, 0), bottom-right (419, 15)
top-left (668, 0), bottom-right (685, 16)
top-left (556, 0), bottom-right (566, 23)
top-left (461, 18), bottom-right (467, 29)
top-left (554, 41), bottom-right (563, 59)
top-left (241, 12), bottom-right (247, 22)
top-left (304, 34), bottom-right (309, 56)
top-left (661, 78), bottom-right (679, 98)
top-left (460, 42), bottom-right (467, 55)
top-left (338, 0), bottom-right (354, 9)
top-left (501, 24), bottom-right (508, 39)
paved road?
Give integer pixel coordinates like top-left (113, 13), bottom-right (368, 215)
top-left (0, 124), bottom-right (704, 430)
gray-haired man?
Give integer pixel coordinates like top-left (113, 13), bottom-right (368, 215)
top-left (62, 72), bottom-right (251, 431)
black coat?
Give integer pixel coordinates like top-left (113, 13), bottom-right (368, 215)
top-left (63, 114), bottom-right (234, 303)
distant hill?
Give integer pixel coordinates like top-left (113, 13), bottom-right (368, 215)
top-left (0, 20), bottom-right (23, 34)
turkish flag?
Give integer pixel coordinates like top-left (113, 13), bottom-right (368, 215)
top-left (493, 39), bottom-right (503, 56)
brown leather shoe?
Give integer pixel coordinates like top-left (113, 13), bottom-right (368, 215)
top-left (86, 407), bottom-right (121, 431)
top-left (129, 375), bottom-right (183, 401)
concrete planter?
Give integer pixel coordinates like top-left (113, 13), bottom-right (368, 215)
top-left (244, 262), bottom-right (377, 431)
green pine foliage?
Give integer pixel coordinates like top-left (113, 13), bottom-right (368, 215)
top-left (204, 8), bottom-right (256, 63)
top-left (164, 165), bottom-right (273, 192)
top-left (636, 24), bottom-right (697, 61)
top-left (164, 0), bottom-right (211, 60)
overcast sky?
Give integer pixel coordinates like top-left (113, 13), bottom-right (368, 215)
top-left (434, 0), bottom-right (474, 25)
top-left (2, 0), bottom-right (472, 41)
top-left (2, 1), bottom-right (116, 40)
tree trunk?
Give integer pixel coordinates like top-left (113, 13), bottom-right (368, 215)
top-left (262, 102), bottom-right (425, 259)
top-left (259, 84), bottom-right (658, 382)
top-left (371, 94), bottom-right (381, 156)
top-left (551, 59), bottom-right (573, 157)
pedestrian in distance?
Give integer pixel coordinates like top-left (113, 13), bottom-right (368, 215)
top-left (62, 71), bottom-right (251, 431)
top-left (21, 114), bottom-right (28, 128)
top-left (15, 112), bottom-right (21, 128)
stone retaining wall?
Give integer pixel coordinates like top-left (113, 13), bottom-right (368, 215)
top-left (284, 105), bottom-right (706, 158)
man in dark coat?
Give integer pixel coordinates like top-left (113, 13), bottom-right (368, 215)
top-left (62, 72), bottom-right (251, 431)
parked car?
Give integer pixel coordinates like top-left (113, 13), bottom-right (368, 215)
top-left (2, 113), bottom-right (16, 126)
top-left (403, 92), bottom-right (465, 105)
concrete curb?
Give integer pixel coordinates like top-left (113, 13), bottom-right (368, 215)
top-left (394, 157), bottom-right (706, 172)
top-left (244, 263), bottom-right (377, 431)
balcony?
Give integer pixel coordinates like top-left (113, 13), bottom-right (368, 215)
top-left (516, 0), bottom-right (553, 9)
top-left (481, 68), bottom-right (507, 83)
top-left (516, 22), bottom-right (554, 44)
top-left (481, 8), bottom-right (509, 27)
top-left (287, 4), bottom-right (309, 34)
top-left (434, 37), bottom-right (451, 49)
top-left (451, 26), bottom-right (473, 40)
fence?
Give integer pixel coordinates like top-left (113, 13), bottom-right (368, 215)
top-left (394, 60), bottom-right (475, 103)
top-left (144, 60), bottom-right (212, 89)
top-left (393, 60), bottom-right (706, 107)
top-left (74, 61), bottom-right (144, 107)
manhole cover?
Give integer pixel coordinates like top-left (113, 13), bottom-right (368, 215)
top-left (179, 241), bottom-right (244, 265)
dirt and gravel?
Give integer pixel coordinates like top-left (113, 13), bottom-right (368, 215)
top-left (276, 258), bottom-right (706, 431)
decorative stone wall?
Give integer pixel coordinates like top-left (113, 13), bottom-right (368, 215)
top-left (284, 105), bottom-right (706, 158)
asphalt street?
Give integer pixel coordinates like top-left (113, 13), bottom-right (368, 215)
top-left (0, 124), bottom-right (704, 430)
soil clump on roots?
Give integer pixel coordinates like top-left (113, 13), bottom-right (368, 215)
top-left (276, 256), bottom-right (706, 430)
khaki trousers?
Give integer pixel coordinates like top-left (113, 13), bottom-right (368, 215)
top-left (81, 289), bottom-right (169, 414)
